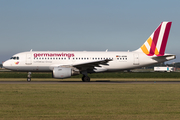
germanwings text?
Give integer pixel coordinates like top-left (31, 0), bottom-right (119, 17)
top-left (34, 53), bottom-right (74, 58)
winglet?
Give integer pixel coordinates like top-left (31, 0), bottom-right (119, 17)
top-left (138, 22), bottom-right (172, 56)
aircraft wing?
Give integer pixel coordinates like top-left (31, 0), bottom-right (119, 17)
top-left (49, 59), bottom-right (112, 71)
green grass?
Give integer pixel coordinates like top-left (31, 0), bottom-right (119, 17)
top-left (0, 84), bottom-right (180, 120)
top-left (1, 72), bottom-right (180, 78)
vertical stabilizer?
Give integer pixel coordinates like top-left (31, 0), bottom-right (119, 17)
top-left (137, 22), bottom-right (172, 56)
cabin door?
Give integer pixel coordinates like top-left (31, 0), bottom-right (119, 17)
top-left (26, 53), bottom-right (32, 65)
top-left (133, 54), bottom-right (139, 65)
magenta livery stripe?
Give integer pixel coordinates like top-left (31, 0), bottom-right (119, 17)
top-left (148, 23), bottom-right (162, 56)
top-left (158, 22), bottom-right (172, 56)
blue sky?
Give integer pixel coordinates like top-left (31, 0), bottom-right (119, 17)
top-left (0, 0), bottom-right (180, 63)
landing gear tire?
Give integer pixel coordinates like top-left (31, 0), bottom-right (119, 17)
top-left (27, 78), bottom-right (31, 82)
top-left (27, 72), bottom-right (31, 82)
top-left (82, 76), bottom-right (90, 82)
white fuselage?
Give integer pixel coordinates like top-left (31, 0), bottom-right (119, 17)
top-left (3, 51), bottom-right (175, 72)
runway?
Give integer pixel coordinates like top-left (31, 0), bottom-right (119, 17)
top-left (1, 81), bottom-right (180, 84)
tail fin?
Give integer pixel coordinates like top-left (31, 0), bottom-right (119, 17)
top-left (138, 21), bottom-right (172, 56)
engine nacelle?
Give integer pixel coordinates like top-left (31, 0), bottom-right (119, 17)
top-left (53, 67), bottom-right (79, 79)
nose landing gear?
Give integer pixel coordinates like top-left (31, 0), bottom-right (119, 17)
top-left (27, 72), bottom-right (31, 82)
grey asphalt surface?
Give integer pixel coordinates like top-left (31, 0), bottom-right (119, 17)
top-left (1, 81), bottom-right (180, 84)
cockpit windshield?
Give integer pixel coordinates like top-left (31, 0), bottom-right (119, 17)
top-left (10, 56), bottom-right (19, 60)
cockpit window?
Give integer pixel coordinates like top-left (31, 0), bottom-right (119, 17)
top-left (10, 56), bottom-right (19, 60)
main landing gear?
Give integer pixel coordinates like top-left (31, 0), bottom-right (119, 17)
top-left (81, 71), bottom-right (90, 82)
top-left (27, 72), bottom-right (31, 82)
top-left (82, 75), bottom-right (90, 82)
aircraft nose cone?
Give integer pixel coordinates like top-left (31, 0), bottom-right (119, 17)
top-left (3, 61), bottom-right (10, 69)
top-left (2, 61), bottom-right (7, 68)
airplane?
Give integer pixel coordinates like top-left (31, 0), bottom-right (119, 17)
top-left (3, 21), bottom-right (176, 82)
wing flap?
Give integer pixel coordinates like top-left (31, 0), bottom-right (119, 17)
top-left (73, 59), bottom-right (112, 70)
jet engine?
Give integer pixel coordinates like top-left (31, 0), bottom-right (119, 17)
top-left (53, 67), bottom-right (79, 79)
